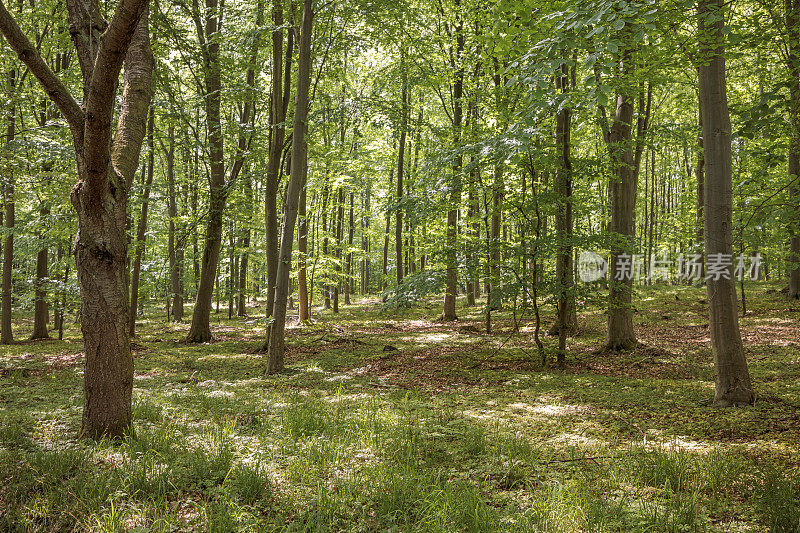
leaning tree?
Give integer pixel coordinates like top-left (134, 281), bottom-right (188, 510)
top-left (0, 0), bottom-right (153, 438)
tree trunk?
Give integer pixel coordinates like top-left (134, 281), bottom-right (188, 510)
top-left (788, 0), bottom-right (800, 298)
top-left (187, 0), bottom-right (226, 343)
top-left (555, 63), bottom-right (574, 367)
top-left (333, 187), bottom-right (344, 312)
top-left (129, 109), bottom-right (155, 336)
top-left (266, 0), bottom-right (313, 371)
top-left (442, 3), bottom-right (464, 321)
top-left (264, 0), bottom-right (292, 320)
top-left (167, 125), bottom-right (184, 321)
top-left (345, 191), bottom-right (353, 305)
top-left (1, 76), bottom-right (14, 345)
top-left (298, 171), bottom-right (310, 320)
top-left (238, 169), bottom-right (253, 316)
top-left (396, 49), bottom-right (407, 287)
top-left (382, 169), bottom-right (392, 301)
top-left (698, 0), bottom-right (754, 406)
top-left (604, 43), bottom-right (638, 351)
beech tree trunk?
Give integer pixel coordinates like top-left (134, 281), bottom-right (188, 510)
top-left (167, 125), bottom-right (184, 320)
top-left (266, 0), bottom-right (313, 370)
top-left (555, 63), bottom-right (574, 367)
top-left (698, 0), bottom-right (754, 406)
top-left (345, 191), bottom-right (353, 305)
top-left (1, 76), bottom-right (14, 345)
top-left (396, 49), bottom-right (407, 287)
top-left (238, 169), bottom-right (253, 317)
top-left (298, 172), bottom-right (310, 320)
top-left (188, 0), bottom-right (260, 341)
top-left (442, 2), bottom-right (464, 321)
top-left (129, 109), bottom-right (155, 336)
top-left (603, 40), bottom-right (638, 351)
top-left (788, 0), bottom-right (800, 298)
top-left (265, 0), bottom-right (292, 320)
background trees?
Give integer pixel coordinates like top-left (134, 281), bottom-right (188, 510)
top-left (5, 0), bottom-right (800, 431)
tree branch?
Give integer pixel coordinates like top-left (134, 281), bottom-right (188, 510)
top-left (83, 0), bottom-right (148, 200)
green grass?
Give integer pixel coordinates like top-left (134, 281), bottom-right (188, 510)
top-left (1, 283), bottom-right (799, 531)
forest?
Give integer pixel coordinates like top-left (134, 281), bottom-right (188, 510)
top-left (0, 0), bottom-right (799, 530)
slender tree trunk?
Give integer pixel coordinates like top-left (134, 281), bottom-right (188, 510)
top-left (298, 172), bottom-right (310, 320)
top-left (129, 109), bottom-right (155, 336)
top-left (188, 0), bottom-right (226, 342)
top-left (695, 89), bottom-right (706, 280)
top-left (698, 0), bottom-right (754, 406)
top-left (442, 3), bottom-right (464, 321)
top-left (167, 125), bottom-right (184, 321)
top-left (361, 180), bottom-right (371, 294)
top-left (396, 49), bottom-right (407, 287)
top-left (1, 70), bottom-right (14, 345)
top-left (238, 169), bottom-right (253, 316)
top-left (333, 187), bottom-right (344, 312)
top-left (345, 191), bottom-right (353, 304)
top-left (788, 0), bottom-right (800, 297)
top-left (266, 0), bottom-right (313, 371)
top-left (265, 0), bottom-right (292, 319)
top-left (382, 169), bottom-right (392, 301)
top-left (554, 63), bottom-right (574, 367)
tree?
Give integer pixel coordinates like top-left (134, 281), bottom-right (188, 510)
top-left (0, 0), bottom-right (153, 438)
top-left (698, 0), bottom-right (754, 406)
top-left (266, 0), bottom-right (314, 373)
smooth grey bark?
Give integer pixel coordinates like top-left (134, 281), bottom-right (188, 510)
top-left (788, 0), bottom-right (800, 298)
top-left (129, 109), bottom-right (155, 336)
top-left (698, 0), bottom-right (754, 406)
top-left (266, 0), bottom-right (313, 372)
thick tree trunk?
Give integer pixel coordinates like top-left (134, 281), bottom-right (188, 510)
top-left (604, 45), bottom-right (638, 351)
top-left (129, 109), bottom-right (155, 336)
top-left (266, 0), bottom-right (313, 372)
top-left (698, 0), bottom-right (754, 406)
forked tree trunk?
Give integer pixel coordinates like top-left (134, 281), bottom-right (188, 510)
top-left (698, 0), bottom-right (754, 406)
top-left (0, 0), bottom-right (154, 438)
top-left (266, 0), bottom-right (313, 372)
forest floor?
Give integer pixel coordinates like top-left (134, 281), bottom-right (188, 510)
top-left (1, 282), bottom-right (799, 531)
